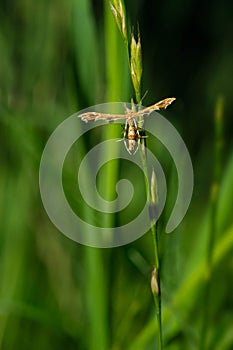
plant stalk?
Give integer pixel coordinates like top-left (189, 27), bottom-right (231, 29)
top-left (199, 96), bottom-right (224, 349)
top-left (109, 2), bottom-right (163, 347)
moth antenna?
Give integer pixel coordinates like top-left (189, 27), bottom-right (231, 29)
top-left (140, 90), bottom-right (148, 105)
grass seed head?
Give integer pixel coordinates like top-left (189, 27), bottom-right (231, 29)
top-left (109, 1), bottom-right (127, 43)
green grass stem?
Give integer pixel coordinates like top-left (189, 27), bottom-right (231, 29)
top-left (200, 97), bottom-right (224, 349)
top-left (109, 2), bottom-right (164, 347)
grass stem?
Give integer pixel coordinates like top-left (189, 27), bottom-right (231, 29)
top-left (151, 222), bottom-right (162, 350)
top-left (199, 97), bottom-right (224, 349)
top-left (109, 2), bottom-right (163, 347)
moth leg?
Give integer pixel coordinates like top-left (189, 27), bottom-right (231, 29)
top-left (133, 119), bottom-right (141, 139)
top-left (124, 139), bottom-right (132, 155)
top-left (131, 141), bottom-right (139, 155)
top-left (123, 119), bottom-right (128, 139)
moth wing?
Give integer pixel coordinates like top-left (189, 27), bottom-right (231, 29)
top-left (79, 111), bottom-right (129, 123)
top-left (149, 97), bottom-right (176, 111)
top-left (138, 97), bottom-right (176, 117)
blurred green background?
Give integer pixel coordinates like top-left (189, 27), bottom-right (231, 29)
top-left (0, 0), bottom-right (232, 349)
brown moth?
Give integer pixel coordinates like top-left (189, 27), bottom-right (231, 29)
top-left (79, 97), bottom-right (176, 154)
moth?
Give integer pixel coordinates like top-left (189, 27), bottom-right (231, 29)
top-left (79, 97), bottom-right (176, 154)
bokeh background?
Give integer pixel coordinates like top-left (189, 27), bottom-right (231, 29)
top-left (0, 0), bottom-right (232, 349)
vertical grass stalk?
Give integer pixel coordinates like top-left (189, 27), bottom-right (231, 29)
top-left (199, 97), bottom-right (224, 349)
top-left (109, 1), bottom-right (163, 348)
top-left (150, 171), bottom-right (162, 350)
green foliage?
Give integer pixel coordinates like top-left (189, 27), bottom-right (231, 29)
top-left (0, 1), bottom-right (232, 350)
